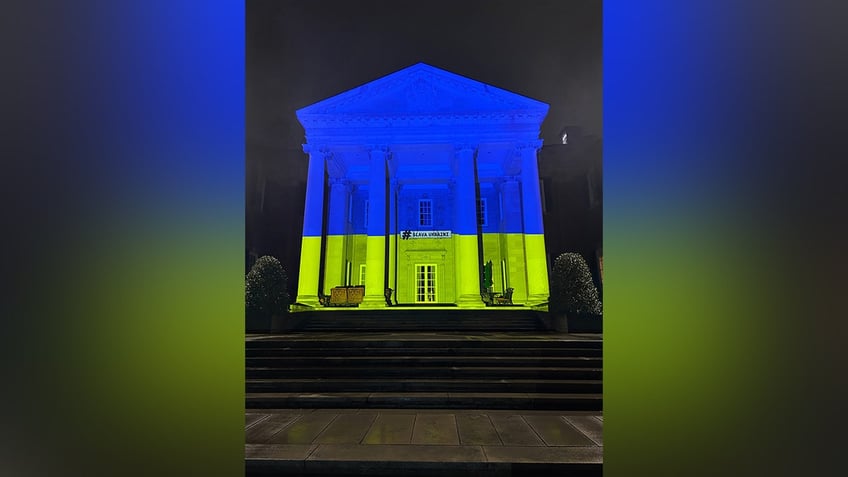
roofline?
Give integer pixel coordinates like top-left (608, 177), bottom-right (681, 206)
top-left (295, 62), bottom-right (550, 118)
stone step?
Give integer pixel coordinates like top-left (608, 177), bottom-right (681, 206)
top-left (297, 316), bottom-right (536, 319)
top-left (294, 317), bottom-right (544, 321)
top-left (292, 310), bottom-right (544, 317)
top-left (298, 324), bottom-right (543, 328)
top-left (245, 392), bottom-right (603, 410)
top-left (294, 327), bottom-right (543, 330)
top-left (246, 356), bottom-right (602, 368)
top-left (298, 326), bottom-right (545, 332)
top-left (296, 318), bottom-right (539, 322)
top-left (296, 318), bottom-right (540, 322)
top-left (246, 339), bottom-right (602, 349)
top-left (247, 347), bottom-right (603, 357)
top-left (288, 311), bottom-right (549, 332)
top-left (246, 378), bottom-right (602, 394)
top-left (246, 366), bottom-right (602, 380)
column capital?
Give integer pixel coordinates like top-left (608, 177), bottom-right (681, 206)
top-left (454, 143), bottom-right (478, 154)
top-left (329, 177), bottom-right (350, 188)
top-left (302, 144), bottom-right (332, 157)
top-left (366, 145), bottom-right (389, 156)
top-left (514, 140), bottom-right (543, 154)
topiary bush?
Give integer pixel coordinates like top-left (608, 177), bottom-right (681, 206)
top-left (482, 260), bottom-right (493, 291)
top-left (245, 255), bottom-right (290, 319)
top-left (550, 252), bottom-right (602, 316)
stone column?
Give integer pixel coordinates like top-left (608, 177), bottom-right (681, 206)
top-left (323, 178), bottom-right (351, 295)
top-left (454, 144), bottom-right (483, 307)
top-left (387, 178), bottom-right (399, 304)
top-left (518, 140), bottom-right (550, 306)
top-left (499, 176), bottom-right (527, 304)
top-left (361, 146), bottom-right (388, 308)
top-left (295, 145), bottom-right (327, 307)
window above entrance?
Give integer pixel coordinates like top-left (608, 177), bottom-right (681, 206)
top-left (419, 199), bottom-right (432, 227)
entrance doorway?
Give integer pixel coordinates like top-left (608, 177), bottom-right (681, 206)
top-left (415, 264), bottom-right (437, 303)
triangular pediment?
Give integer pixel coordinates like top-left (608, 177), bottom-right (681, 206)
top-left (297, 63), bottom-right (549, 118)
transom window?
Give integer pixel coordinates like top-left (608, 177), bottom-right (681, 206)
top-left (418, 199), bottom-right (432, 227)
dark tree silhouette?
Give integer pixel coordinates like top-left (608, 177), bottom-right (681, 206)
top-left (550, 252), bottom-right (602, 315)
top-left (246, 255), bottom-right (290, 318)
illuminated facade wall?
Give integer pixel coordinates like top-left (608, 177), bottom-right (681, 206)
top-left (293, 63), bottom-right (550, 309)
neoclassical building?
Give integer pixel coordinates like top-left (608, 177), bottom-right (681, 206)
top-left (294, 63), bottom-right (550, 309)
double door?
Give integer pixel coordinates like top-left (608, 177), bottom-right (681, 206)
top-left (415, 264), bottom-right (437, 303)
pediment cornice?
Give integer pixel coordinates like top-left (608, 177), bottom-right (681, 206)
top-left (298, 111), bottom-right (547, 130)
top-left (296, 63), bottom-right (549, 129)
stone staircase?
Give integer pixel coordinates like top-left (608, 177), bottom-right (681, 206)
top-left (245, 322), bottom-right (602, 411)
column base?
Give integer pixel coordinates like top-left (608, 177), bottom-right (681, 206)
top-left (359, 295), bottom-right (387, 309)
top-left (456, 293), bottom-right (487, 309)
top-left (523, 293), bottom-right (550, 307)
top-left (293, 296), bottom-right (320, 310)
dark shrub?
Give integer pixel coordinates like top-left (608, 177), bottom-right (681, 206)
top-left (245, 255), bottom-right (290, 318)
top-left (550, 252), bottom-right (602, 315)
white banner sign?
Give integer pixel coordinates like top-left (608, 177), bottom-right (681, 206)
top-left (401, 230), bottom-right (452, 239)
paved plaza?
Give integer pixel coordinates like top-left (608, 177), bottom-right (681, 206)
top-left (246, 408), bottom-right (602, 475)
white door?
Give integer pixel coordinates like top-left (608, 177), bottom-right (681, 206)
top-left (415, 264), bottom-right (437, 303)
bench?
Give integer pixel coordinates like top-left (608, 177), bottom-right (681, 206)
top-left (493, 287), bottom-right (514, 305)
top-left (482, 287), bottom-right (515, 306)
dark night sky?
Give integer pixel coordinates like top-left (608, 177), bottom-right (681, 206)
top-left (246, 0), bottom-right (602, 156)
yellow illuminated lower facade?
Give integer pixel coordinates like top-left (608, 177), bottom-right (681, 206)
top-left (304, 232), bottom-right (549, 309)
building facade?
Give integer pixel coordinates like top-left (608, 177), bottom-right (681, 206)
top-left (293, 63), bottom-right (550, 309)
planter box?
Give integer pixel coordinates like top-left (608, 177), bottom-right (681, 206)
top-left (329, 286), bottom-right (364, 306)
